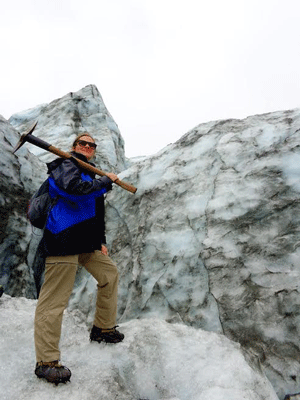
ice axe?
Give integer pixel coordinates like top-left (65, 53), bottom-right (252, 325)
top-left (13, 121), bottom-right (137, 194)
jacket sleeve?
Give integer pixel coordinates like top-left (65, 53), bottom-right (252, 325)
top-left (50, 159), bottom-right (113, 195)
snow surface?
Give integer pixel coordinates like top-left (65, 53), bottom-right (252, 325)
top-left (0, 295), bottom-right (278, 400)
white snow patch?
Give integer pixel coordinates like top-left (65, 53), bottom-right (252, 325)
top-left (0, 295), bottom-right (278, 400)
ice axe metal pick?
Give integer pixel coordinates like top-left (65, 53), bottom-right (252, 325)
top-left (13, 121), bottom-right (137, 194)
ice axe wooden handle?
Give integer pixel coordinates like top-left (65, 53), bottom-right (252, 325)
top-left (13, 122), bottom-right (137, 194)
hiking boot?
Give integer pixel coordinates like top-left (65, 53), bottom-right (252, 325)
top-left (90, 325), bottom-right (124, 344)
top-left (35, 360), bottom-right (71, 385)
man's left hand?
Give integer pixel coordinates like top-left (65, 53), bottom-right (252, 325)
top-left (101, 245), bottom-right (108, 255)
top-left (106, 172), bottom-right (119, 182)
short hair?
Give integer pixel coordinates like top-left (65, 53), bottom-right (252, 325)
top-left (72, 132), bottom-right (95, 148)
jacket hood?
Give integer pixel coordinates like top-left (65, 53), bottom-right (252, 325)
top-left (46, 151), bottom-right (95, 174)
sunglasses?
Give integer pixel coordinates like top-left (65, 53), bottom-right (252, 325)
top-left (76, 140), bottom-right (97, 149)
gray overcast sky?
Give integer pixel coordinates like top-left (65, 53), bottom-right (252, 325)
top-left (1, 0), bottom-right (300, 157)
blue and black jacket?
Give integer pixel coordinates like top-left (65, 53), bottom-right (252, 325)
top-left (40, 152), bottom-right (113, 257)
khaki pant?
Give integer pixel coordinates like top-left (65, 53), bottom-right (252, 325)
top-left (34, 250), bottom-right (119, 362)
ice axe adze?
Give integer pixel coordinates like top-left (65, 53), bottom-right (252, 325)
top-left (13, 121), bottom-right (137, 194)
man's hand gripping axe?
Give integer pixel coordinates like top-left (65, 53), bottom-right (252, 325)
top-left (13, 122), bottom-right (137, 194)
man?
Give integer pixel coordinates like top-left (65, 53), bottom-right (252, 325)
top-left (34, 133), bottom-right (124, 385)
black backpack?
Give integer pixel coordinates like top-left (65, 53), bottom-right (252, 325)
top-left (27, 179), bottom-right (57, 229)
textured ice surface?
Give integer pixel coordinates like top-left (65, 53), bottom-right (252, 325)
top-left (100, 109), bottom-right (300, 398)
top-left (2, 88), bottom-right (300, 398)
top-left (0, 295), bottom-right (279, 400)
top-left (0, 115), bottom-right (45, 298)
top-left (9, 84), bottom-right (128, 172)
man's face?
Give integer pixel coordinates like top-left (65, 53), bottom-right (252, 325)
top-left (73, 135), bottom-right (96, 160)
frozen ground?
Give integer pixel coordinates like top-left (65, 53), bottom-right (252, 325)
top-left (0, 295), bottom-right (278, 400)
